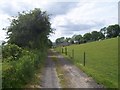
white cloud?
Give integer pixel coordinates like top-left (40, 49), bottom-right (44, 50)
top-left (0, 13), bottom-right (10, 41)
top-left (0, 0), bottom-right (119, 42)
top-left (50, 1), bottom-right (118, 42)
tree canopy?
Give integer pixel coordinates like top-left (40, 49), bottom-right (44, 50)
top-left (4, 8), bottom-right (53, 49)
top-left (106, 24), bottom-right (120, 38)
top-left (55, 37), bottom-right (65, 44)
top-left (83, 33), bottom-right (92, 42)
top-left (91, 31), bottom-right (104, 41)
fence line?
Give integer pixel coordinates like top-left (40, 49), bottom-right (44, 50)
top-left (60, 47), bottom-right (86, 66)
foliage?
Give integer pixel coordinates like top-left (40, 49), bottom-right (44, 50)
top-left (74, 34), bottom-right (83, 43)
top-left (4, 8), bottom-right (53, 49)
top-left (2, 44), bottom-right (22, 61)
top-left (55, 37), bottom-right (65, 44)
top-left (47, 39), bottom-right (52, 48)
top-left (65, 38), bottom-right (71, 43)
top-left (2, 49), bottom-right (46, 88)
top-left (106, 24), bottom-right (120, 38)
top-left (83, 33), bottom-right (92, 42)
top-left (100, 27), bottom-right (107, 37)
top-left (91, 31), bottom-right (104, 41)
top-left (2, 8), bottom-right (51, 88)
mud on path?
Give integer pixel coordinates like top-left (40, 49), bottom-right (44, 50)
top-left (41, 49), bottom-right (103, 88)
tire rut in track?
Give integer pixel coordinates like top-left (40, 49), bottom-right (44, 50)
top-left (41, 51), bottom-right (60, 88)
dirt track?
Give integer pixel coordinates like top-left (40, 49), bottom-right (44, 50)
top-left (41, 49), bottom-right (103, 88)
top-left (41, 51), bottom-right (60, 88)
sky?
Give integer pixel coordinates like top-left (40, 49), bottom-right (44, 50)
top-left (0, 0), bottom-right (119, 42)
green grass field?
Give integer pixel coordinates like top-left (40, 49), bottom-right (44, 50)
top-left (55, 37), bottom-right (118, 88)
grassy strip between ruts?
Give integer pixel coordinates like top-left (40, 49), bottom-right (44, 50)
top-left (51, 54), bottom-right (70, 88)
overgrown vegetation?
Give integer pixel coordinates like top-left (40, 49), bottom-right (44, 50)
top-left (55, 37), bottom-right (118, 88)
top-left (2, 8), bottom-right (53, 88)
top-left (2, 44), bottom-right (46, 88)
top-left (2, 44), bottom-right (22, 61)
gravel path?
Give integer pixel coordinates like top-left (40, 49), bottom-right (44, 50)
top-left (41, 49), bottom-right (103, 88)
top-left (41, 51), bottom-right (60, 88)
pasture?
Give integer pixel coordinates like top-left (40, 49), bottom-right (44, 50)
top-left (55, 37), bottom-right (118, 88)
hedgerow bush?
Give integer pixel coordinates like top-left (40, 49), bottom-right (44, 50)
top-left (2, 44), bottom-right (46, 88)
top-left (2, 44), bottom-right (22, 61)
top-left (3, 52), bottom-right (33, 87)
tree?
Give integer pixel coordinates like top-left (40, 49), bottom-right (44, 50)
top-left (70, 35), bottom-right (77, 44)
top-left (4, 8), bottom-right (53, 49)
top-left (99, 32), bottom-right (105, 39)
top-left (47, 39), bottom-right (52, 48)
top-left (65, 37), bottom-right (71, 43)
top-left (91, 31), bottom-right (99, 41)
top-left (100, 27), bottom-right (106, 38)
top-left (74, 34), bottom-right (82, 44)
top-left (106, 24), bottom-right (120, 38)
top-left (83, 33), bottom-right (92, 42)
top-left (55, 37), bottom-right (65, 44)
top-left (91, 31), bottom-right (104, 41)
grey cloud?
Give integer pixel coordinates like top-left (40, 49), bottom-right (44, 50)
top-left (46, 2), bottom-right (78, 16)
top-left (0, 2), bottom-right (32, 16)
top-left (59, 21), bottom-right (105, 32)
top-left (0, 2), bottom-right (78, 17)
top-left (0, 5), bottom-right (16, 15)
top-left (60, 24), bottom-right (93, 31)
top-left (62, 30), bottom-right (73, 35)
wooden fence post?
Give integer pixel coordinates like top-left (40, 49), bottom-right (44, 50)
top-left (72, 49), bottom-right (74, 59)
top-left (84, 51), bottom-right (86, 66)
top-left (62, 48), bottom-right (63, 53)
top-left (65, 47), bottom-right (67, 55)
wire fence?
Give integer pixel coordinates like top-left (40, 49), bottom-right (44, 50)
top-left (57, 46), bottom-right (86, 66)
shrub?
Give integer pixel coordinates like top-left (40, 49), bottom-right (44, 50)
top-left (2, 44), bottom-right (47, 88)
top-left (2, 51), bottom-right (35, 88)
top-left (2, 44), bottom-right (22, 61)
top-left (2, 49), bottom-right (46, 88)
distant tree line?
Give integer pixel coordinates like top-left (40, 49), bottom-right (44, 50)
top-left (55, 24), bottom-right (120, 45)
